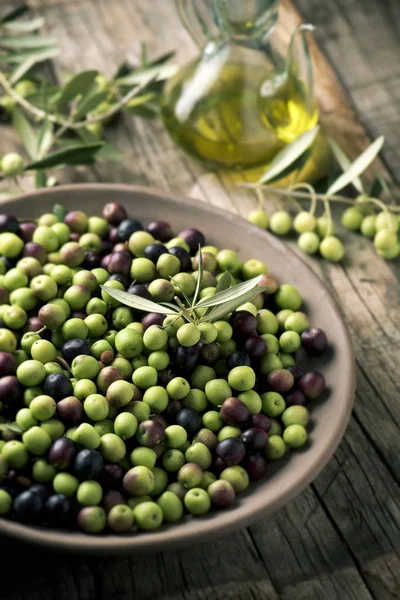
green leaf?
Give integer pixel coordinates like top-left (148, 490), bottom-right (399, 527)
top-left (97, 144), bottom-right (122, 162)
top-left (369, 173), bottom-right (393, 201)
top-left (11, 106), bottom-right (38, 159)
top-left (112, 60), bottom-right (132, 80)
top-left (0, 6), bottom-right (29, 24)
top-left (77, 129), bottom-right (121, 162)
top-left (199, 286), bottom-right (268, 323)
top-left (328, 138), bottom-right (364, 194)
top-left (56, 70), bottom-right (98, 111)
top-left (37, 118), bottom-right (54, 157)
top-left (196, 275), bottom-right (264, 309)
top-left (124, 101), bottom-right (160, 119)
top-left (35, 170), bottom-right (47, 188)
top-left (0, 34), bottom-right (58, 49)
top-left (150, 50), bottom-right (176, 67)
top-left (74, 90), bottom-right (109, 120)
top-left (1, 46), bottom-right (60, 64)
top-left (262, 148), bottom-right (312, 185)
top-left (202, 271), bottom-right (232, 319)
top-left (214, 272), bottom-right (232, 294)
top-left (100, 286), bottom-right (177, 315)
top-left (192, 245), bottom-right (203, 307)
top-left (2, 17), bottom-right (45, 32)
top-left (327, 136), bottom-right (385, 197)
top-left (23, 84), bottom-right (60, 109)
top-left (8, 48), bottom-right (60, 85)
top-left (125, 92), bottom-right (157, 109)
top-left (24, 142), bottom-right (104, 170)
top-left (159, 302), bottom-right (181, 313)
top-left (7, 422), bottom-right (23, 434)
top-left (140, 41), bottom-right (148, 67)
top-left (257, 126), bottom-right (319, 185)
top-left (53, 203), bottom-right (67, 221)
top-left (116, 63), bottom-right (178, 86)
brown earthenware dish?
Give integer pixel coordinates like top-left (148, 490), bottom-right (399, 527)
top-left (0, 184), bottom-right (355, 555)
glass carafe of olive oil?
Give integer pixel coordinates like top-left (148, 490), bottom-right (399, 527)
top-left (161, 0), bottom-right (318, 171)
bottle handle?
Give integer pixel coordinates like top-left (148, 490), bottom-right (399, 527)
top-left (176, 0), bottom-right (213, 48)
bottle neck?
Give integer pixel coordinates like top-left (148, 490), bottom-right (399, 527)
top-left (213, 0), bottom-right (279, 44)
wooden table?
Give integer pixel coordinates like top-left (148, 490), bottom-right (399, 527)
top-left (1, 1), bottom-right (400, 598)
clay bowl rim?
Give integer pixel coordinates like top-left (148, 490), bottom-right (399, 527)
top-left (0, 183), bottom-right (356, 555)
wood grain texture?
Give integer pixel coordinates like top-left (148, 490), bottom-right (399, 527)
top-left (1, 1), bottom-right (400, 599)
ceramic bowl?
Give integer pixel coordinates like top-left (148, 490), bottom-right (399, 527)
top-left (0, 184), bottom-right (355, 554)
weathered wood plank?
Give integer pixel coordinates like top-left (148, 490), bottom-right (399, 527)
top-left (294, 0), bottom-right (400, 184)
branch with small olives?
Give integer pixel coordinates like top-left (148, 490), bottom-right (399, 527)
top-left (243, 127), bottom-right (400, 262)
top-left (0, 5), bottom-right (176, 192)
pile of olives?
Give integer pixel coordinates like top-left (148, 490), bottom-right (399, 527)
top-left (0, 201), bottom-right (327, 534)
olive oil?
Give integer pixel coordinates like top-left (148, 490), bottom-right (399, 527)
top-left (162, 52), bottom-right (318, 171)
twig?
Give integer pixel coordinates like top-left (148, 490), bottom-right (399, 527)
top-left (0, 71), bottom-right (158, 130)
top-left (240, 182), bottom-right (400, 212)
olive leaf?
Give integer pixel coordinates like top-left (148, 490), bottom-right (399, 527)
top-left (328, 138), bottom-right (364, 194)
top-left (149, 50), bottom-right (176, 67)
top-left (77, 129), bottom-right (122, 162)
top-left (369, 173), bottom-right (393, 201)
top-left (159, 302), bottom-right (181, 313)
top-left (327, 135), bottom-right (384, 197)
top-left (0, 6), bottom-right (29, 24)
top-left (115, 64), bottom-right (178, 87)
top-left (8, 48), bottom-right (61, 85)
top-left (53, 203), bottom-right (67, 221)
top-left (0, 47), bottom-right (61, 63)
top-left (6, 422), bottom-right (23, 434)
top-left (140, 41), bottom-right (148, 68)
top-left (24, 141), bottom-right (104, 170)
top-left (74, 89), bottom-right (109, 121)
top-left (56, 70), bottom-right (99, 111)
top-left (198, 286), bottom-right (268, 323)
top-left (11, 105), bottom-right (38, 159)
top-left (257, 126), bottom-right (319, 185)
top-left (35, 170), bottom-right (47, 188)
top-left (214, 271), bottom-right (232, 294)
top-left (36, 117), bottom-right (54, 157)
top-left (100, 286), bottom-right (177, 315)
top-left (23, 83), bottom-right (60, 109)
top-left (170, 279), bottom-right (192, 308)
top-left (0, 34), bottom-right (58, 49)
top-left (2, 17), bottom-right (45, 33)
top-left (196, 275), bottom-right (264, 308)
top-left (101, 270), bottom-right (268, 324)
top-left (191, 245), bottom-right (203, 307)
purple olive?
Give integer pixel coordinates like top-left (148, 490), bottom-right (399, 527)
top-left (0, 352), bottom-right (16, 377)
top-left (244, 335), bottom-right (267, 360)
top-left (103, 202), bottom-right (127, 226)
top-left (147, 220), bottom-right (173, 242)
top-left (178, 228), bottom-right (205, 254)
top-left (220, 397), bottom-right (250, 426)
top-left (136, 420), bottom-right (165, 447)
top-left (267, 369), bottom-right (294, 393)
top-left (297, 371), bottom-right (326, 400)
top-left (301, 327), bottom-right (328, 355)
top-left (48, 438), bottom-right (77, 469)
top-left (242, 454), bottom-right (267, 480)
top-left (208, 479), bottom-right (236, 508)
top-left (216, 437), bottom-right (246, 466)
top-left (23, 242), bottom-right (47, 264)
top-left (142, 312), bottom-right (164, 331)
top-left (230, 311), bottom-right (257, 337)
